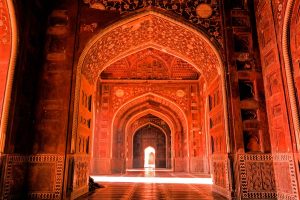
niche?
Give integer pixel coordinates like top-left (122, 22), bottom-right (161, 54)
top-left (236, 60), bottom-right (252, 71)
top-left (243, 131), bottom-right (261, 152)
top-left (239, 80), bottom-right (255, 100)
top-left (241, 109), bottom-right (257, 121)
top-left (234, 35), bottom-right (249, 52)
top-left (88, 95), bottom-right (92, 112)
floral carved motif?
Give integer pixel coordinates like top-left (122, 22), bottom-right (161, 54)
top-left (82, 14), bottom-right (219, 84)
top-left (130, 115), bottom-right (171, 134)
top-left (0, 0), bottom-right (10, 45)
top-left (239, 154), bottom-right (276, 199)
top-left (111, 83), bottom-right (192, 112)
top-left (101, 48), bottom-right (199, 80)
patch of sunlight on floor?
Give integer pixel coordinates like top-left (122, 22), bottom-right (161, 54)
top-left (91, 176), bottom-right (213, 184)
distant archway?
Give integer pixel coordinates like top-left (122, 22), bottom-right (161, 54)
top-left (144, 146), bottom-right (155, 168)
top-left (133, 125), bottom-right (166, 168)
top-left (111, 93), bottom-right (185, 173)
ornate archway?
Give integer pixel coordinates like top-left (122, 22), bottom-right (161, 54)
top-left (74, 10), bottom-right (229, 192)
top-left (0, 0), bottom-right (18, 152)
top-left (73, 10), bottom-right (229, 153)
top-left (110, 93), bottom-right (187, 173)
top-left (133, 125), bottom-right (166, 168)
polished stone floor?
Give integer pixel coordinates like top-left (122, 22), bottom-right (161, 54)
top-left (78, 170), bottom-right (227, 200)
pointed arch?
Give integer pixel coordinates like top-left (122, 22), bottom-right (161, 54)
top-left (0, 0), bottom-right (18, 152)
top-left (74, 9), bottom-right (230, 158)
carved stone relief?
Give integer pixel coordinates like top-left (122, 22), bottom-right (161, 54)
top-left (82, 14), bottom-right (220, 83)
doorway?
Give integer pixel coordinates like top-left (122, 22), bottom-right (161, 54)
top-left (144, 146), bottom-right (155, 168)
top-left (133, 125), bottom-right (167, 168)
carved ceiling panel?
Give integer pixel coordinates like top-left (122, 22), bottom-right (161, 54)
top-left (100, 48), bottom-right (199, 80)
top-left (82, 13), bottom-right (220, 84)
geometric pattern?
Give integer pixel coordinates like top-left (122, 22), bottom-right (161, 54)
top-left (239, 154), bottom-right (276, 199)
top-left (238, 154), bottom-right (298, 199)
top-left (2, 154), bottom-right (64, 200)
top-left (273, 154), bottom-right (298, 200)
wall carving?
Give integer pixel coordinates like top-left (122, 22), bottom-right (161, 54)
top-left (267, 72), bottom-right (280, 96)
top-left (110, 83), bottom-right (193, 112)
top-left (101, 48), bottom-right (199, 80)
top-left (239, 154), bottom-right (276, 199)
top-left (0, 0), bottom-right (15, 152)
top-left (83, 0), bottom-right (223, 46)
top-left (2, 155), bottom-right (27, 199)
top-left (27, 155), bottom-right (64, 199)
top-left (69, 155), bottom-right (90, 198)
top-left (0, 0), bottom-right (10, 45)
top-left (81, 13), bottom-right (220, 83)
top-left (80, 23), bottom-right (98, 33)
top-left (211, 154), bottom-right (231, 199)
top-left (273, 154), bottom-right (298, 200)
top-left (2, 154), bottom-right (64, 199)
top-left (129, 114), bottom-right (170, 135)
top-left (212, 161), bottom-right (226, 188)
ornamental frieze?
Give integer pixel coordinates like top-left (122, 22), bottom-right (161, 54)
top-left (111, 84), bottom-right (192, 112)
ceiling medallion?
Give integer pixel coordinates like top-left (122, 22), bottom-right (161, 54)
top-left (196, 3), bottom-right (213, 18)
top-left (115, 89), bottom-right (124, 97)
top-left (176, 90), bottom-right (185, 98)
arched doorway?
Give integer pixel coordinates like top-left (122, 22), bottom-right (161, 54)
top-left (133, 125), bottom-right (167, 169)
top-left (144, 146), bottom-right (155, 168)
top-left (73, 9), bottom-right (230, 198)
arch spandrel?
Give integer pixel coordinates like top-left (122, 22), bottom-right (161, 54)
top-left (80, 12), bottom-right (220, 84)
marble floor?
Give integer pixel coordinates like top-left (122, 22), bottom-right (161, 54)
top-left (78, 170), bottom-right (227, 200)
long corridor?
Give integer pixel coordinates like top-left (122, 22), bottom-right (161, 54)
top-left (78, 170), bottom-right (226, 200)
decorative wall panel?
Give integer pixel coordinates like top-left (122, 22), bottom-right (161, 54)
top-left (2, 154), bottom-right (64, 199)
top-left (70, 155), bottom-right (90, 200)
top-left (211, 154), bottom-right (231, 199)
top-left (2, 155), bottom-right (27, 200)
top-left (27, 155), bottom-right (64, 199)
top-left (273, 154), bottom-right (298, 200)
top-left (238, 154), bottom-right (276, 199)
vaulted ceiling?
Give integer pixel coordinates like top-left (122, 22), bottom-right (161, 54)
top-left (100, 48), bottom-right (200, 80)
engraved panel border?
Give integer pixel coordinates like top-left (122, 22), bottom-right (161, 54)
top-left (273, 154), bottom-right (298, 200)
top-left (2, 155), bottom-right (27, 199)
top-left (239, 154), bottom-right (277, 199)
top-left (27, 154), bottom-right (64, 199)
